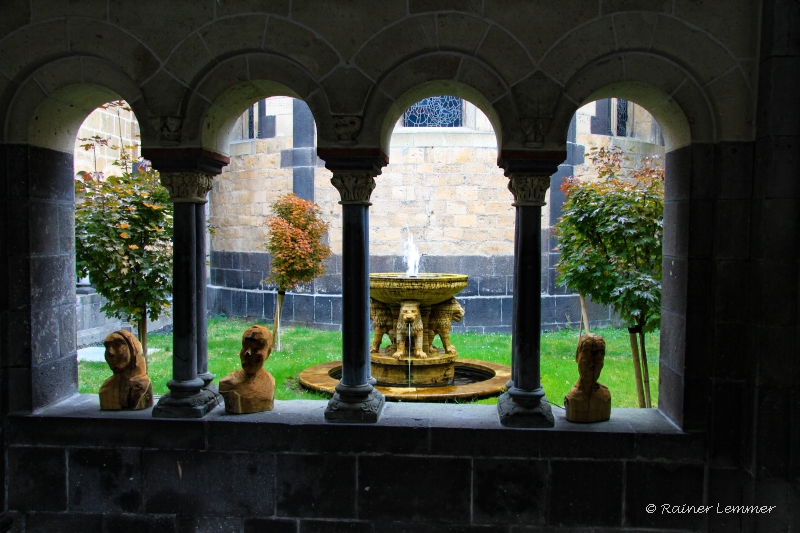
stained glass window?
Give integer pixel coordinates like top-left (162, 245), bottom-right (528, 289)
top-left (403, 96), bottom-right (463, 127)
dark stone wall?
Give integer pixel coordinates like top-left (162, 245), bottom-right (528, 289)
top-left (2, 145), bottom-right (78, 415)
top-left (207, 251), bottom-right (617, 333)
top-left (746, 0), bottom-right (800, 528)
top-left (5, 398), bottom-right (709, 533)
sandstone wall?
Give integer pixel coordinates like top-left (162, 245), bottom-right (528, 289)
top-left (73, 103), bottom-right (139, 176)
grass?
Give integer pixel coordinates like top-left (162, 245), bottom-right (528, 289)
top-left (79, 317), bottom-right (659, 407)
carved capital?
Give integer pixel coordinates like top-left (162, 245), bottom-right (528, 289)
top-left (330, 173), bottom-right (376, 205)
top-left (519, 116), bottom-right (551, 148)
top-left (507, 175), bottom-right (550, 206)
top-left (160, 172), bottom-right (214, 203)
top-left (150, 116), bottom-right (183, 145)
top-left (333, 116), bottom-right (362, 146)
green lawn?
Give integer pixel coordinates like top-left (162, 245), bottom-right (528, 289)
top-left (79, 317), bottom-right (659, 407)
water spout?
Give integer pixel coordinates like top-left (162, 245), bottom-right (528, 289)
top-left (403, 226), bottom-right (421, 276)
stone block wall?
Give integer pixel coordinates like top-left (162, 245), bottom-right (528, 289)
top-left (5, 398), bottom-right (707, 533)
top-left (207, 98), bottom-right (663, 331)
top-left (72, 103), bottom-right (139, 177)
top-left (75, 288), bottom-right (173, 347)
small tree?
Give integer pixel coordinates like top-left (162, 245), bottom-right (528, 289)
top-left (554, 145), bottom-right (664, 407)
top-left (264, 194), bottom-right (332, 350)
top-left (75, 140), bottom-right (173, 358)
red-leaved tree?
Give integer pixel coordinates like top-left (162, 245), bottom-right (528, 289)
top-left (264, 194), bottom-right (331, 350)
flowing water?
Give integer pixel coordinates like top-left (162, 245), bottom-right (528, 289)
top-left (408, 322), bottom-right (412, 386)
top-left (403, 226), bottom-right (421, 276)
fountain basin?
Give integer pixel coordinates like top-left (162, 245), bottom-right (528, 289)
top-left (299, 359), bottom-right (511, 402)
top-left (370, 273), bottom-right (468, 306)
top-left (370, 352), bottom-right (458, 386)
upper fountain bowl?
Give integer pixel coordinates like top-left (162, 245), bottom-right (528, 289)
top-left (370, 273), bottom-right (468, 306)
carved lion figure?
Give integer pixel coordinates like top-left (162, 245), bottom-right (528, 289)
top-left (393, 300), bottom-right (425, 359)
top-left (370, 298), bottom-right (394, 354)
top-left (428, 298), bottom-right (465, 355)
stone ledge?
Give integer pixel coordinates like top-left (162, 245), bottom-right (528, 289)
top-left (8, 395), bottom-right (704, 462)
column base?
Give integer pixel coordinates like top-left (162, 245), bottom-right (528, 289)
top-left (324, 383), bottom-right (385, 423)
top-left (152, 388), bottom-right (220, 418)
top-left (497, 391), bottom-right (555, 428)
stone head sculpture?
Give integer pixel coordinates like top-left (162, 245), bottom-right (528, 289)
top-left (564, 333), bottom-right (611, 423)
top-left (99, 329), bottom-right (153, 410)
top-left (220, 325), bottom-right (276, 414)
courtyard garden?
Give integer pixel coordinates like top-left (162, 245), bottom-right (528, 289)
top-left (78, 316), bottom-right (659, 408)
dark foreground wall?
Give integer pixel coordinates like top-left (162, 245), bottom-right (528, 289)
top-left (6, 396), bottom-right (709, 533)
top-left (207, 251), bottom-right (617, 333)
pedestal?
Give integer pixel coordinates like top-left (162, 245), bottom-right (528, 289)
top-left (324, 383), bottom-right (385, 423)
top-left (497, 388), bottom-right (555, 428)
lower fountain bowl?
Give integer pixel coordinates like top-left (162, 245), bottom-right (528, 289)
top-left (299, 359), bottom-right (511, 402)
top-left (370, 353), bottom-right (458, 386)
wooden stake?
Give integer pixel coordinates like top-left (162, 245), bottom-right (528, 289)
top-left (638, 329), bottom-right (652, 408)
top-left (579, 293), bottom-right (591, 334)
top-left (628, 329), bottom-right (646, 408)
top-left (137, 315), bottom-right (148, 371)
top-left (273, 291), bottom-right (285, 352)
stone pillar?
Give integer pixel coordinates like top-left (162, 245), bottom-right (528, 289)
top-left (319, 150), bottom-right (387, 423)
top-left (152, 171), bottom-right (219, 418)
top-left (496, 152), bottom-right (565, 428)
top-left (196, 201), bottom-right (214, 388)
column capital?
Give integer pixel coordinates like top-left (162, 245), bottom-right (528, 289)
top-left (330, 173), bottom-right (376, 205)
top-left (318, 148), bottom-right (387, 206)
top-left (497, 149), bottom-right (566, 176)
top-left (160, 171), bottom-right (214, 203)
top-left (507, 175), bottom-right (551, 207)
top-left (142, 147), bottom-right (230, 175)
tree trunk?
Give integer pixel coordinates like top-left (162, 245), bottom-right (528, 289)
top-left (628, 327), bottom-right (646, 408)
top-left (137, 314), bottom-right (148, 371)
top-left (273, 291), bottom-right (285, 351)
top-left (579, 292), bottom-right (591, 335)
top-left (638, 328), bottom-right (652, 408)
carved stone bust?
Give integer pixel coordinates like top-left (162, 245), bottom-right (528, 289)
top-left (99, 330), bottom-right (154, 410)
top-left (219, 325), bottom-right (276, 414)
top-left (564, 333), bottom-right (611, 423)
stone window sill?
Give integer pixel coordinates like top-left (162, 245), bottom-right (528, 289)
top-left (8, 394), bottom-right (703, 462)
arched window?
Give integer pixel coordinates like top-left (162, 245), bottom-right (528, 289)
top-left (402, 96), bottom-right (463, 127)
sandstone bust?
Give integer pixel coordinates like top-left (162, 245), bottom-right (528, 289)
top-left (220, 325), bottom-right (276, 414)
top-left (564, 333), bottom-right (611, 423)
top-left (99, 330), bottom-right (153, 410)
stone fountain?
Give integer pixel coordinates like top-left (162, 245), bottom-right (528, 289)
top-left (368, 273), bottom-right (468, 386)
top-left (299, 230), bottom-right (510, 401)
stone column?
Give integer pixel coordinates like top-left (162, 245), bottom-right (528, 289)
top-left (497, 152), bottom-right (564, 428)
top-left (196, 201), bottom-right (214, 388)
top-left (319, 150), bottom-right (387, 423)
top-left (152, 172), bottom-right (219, 418)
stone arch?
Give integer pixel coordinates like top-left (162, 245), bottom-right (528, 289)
top-left (380, 79), bottom-right (503, 154)
top-left (176, 54), bottom-right (328, 155)
top-left (361, 55), bottom-right (507, 155)
top-left (3, 56), bottom-right (147, 153)
top-left (555, 52), bottom-right (716, 151)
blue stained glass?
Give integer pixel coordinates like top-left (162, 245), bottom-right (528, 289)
top-left (403, 96), bottom-right (463, 127)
